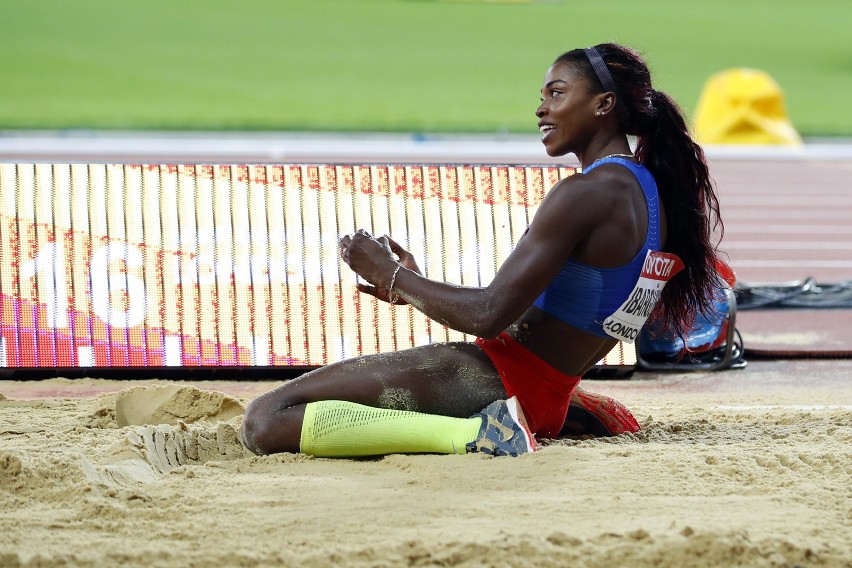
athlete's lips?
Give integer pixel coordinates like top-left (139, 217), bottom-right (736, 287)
top-left (538, 122), bottom-right (556, 143)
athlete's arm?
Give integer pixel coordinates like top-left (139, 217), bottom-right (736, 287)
top-left (341, 174), bottom-right (617, 337)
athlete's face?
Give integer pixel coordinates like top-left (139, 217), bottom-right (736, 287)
top-left (536, 62), bottom-right (600, 157)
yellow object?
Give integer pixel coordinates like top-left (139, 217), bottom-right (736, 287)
top-left (694, 68), bottom-right (802, 145)
top-left (299, 400), bottom-right (480, 457)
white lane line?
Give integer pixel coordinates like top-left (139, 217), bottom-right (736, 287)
top-left (723, 241), bottom-right (852, 250)
top-left (723, 210), bottom-right (852, 220)
top-left (722, 225), bottom-right (852, 234)
top-left (730, 260), bottom-right (852, 268)
top-left (719, 189), bottom-right (851, 197)
top-left (721, 197), bottom-right (852, 207)
top-left (715, 405), bottom-right (852, 411)
top-left (705, 143), bottom-right (852, 160)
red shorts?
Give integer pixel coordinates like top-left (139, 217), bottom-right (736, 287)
top-left (475, 332), bottom-right (581, 439)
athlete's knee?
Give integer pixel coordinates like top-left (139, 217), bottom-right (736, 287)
top-left (240, 397), bottom-right (303, 455)
top-left (239, 398), bottom-right (266, 454)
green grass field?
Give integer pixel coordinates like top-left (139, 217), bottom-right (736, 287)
top-left (2, 0), bottom-right (851, 136)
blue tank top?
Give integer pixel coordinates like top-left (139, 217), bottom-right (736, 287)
top-left (532, 157), bottom-right (661, 338)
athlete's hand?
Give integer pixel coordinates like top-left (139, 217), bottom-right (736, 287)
top-left (383, 235), bottom-right (422, 276)
top-left (339, 231), bottom-right (421, 305)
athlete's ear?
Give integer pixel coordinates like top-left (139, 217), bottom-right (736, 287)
top-left (595, 92), bottom-right (617, 116)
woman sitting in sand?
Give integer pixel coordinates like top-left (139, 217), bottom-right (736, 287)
top-left (239, 43), bottom-right (723, 457)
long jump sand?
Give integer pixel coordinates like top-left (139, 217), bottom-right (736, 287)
top-left (1, 359), bottom-right (850, 567)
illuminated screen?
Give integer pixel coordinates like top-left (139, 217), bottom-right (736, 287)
top-left (0, 163), bottom-right (634, 368)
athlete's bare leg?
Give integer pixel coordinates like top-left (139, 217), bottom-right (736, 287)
top-left (240, 342), bottom-right (506, 454)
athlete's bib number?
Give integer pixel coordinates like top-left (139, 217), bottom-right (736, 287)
top-left (602, 251), bottom-right (684, 343)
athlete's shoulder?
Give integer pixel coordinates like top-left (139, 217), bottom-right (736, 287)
top-left (548, 162), bottom-right (635, 207)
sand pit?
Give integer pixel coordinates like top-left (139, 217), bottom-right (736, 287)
top-left (1, 363), bottom-right (850, 567)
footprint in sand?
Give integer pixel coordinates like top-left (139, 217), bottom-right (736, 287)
top-left (82, 421), bottom-right (252, 486)
top-left (127, 420), bottom-right (250, 472)
top-left (83, 385), bottom-right (250, 486)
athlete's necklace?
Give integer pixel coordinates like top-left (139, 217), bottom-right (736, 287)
top-left (593, 153), bottom-right (635, 162)
top-left (584, 153), bottom-right (635, 172)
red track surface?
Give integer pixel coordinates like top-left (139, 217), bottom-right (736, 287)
top-left (710, 158), bottom-right (851, 352)
top-left (712, 159), bottom-right (852, 283)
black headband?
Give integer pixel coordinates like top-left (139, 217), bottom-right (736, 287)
top-left (583, 46), bottom-right (630, 124)
top-left (583, 47), bottom-right (619, 94)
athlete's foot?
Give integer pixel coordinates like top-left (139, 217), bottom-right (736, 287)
top-left (560, 387), bottom-right (640, 438)
top-left (467, 396), bottom-right (538, 457)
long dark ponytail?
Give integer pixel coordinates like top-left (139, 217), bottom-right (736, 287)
top-left (556, 43), bottom-right (724, 337)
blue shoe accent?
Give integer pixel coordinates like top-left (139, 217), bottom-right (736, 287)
top-left (467, 396), bottom-right (537, 457)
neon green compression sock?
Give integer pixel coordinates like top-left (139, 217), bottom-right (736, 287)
top-left (299, 400), bottom-right (482, 457)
